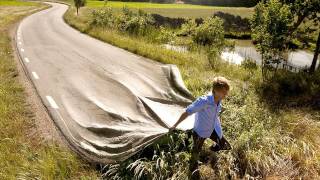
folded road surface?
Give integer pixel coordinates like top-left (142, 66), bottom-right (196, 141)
top-left (16, 2), bottom-right (196, 164)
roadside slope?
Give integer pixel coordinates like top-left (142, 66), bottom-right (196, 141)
top-left (0, 1), bottom-right (99, 178)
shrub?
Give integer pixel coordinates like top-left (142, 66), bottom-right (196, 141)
top-left (89, 7), bottom-right (114, 28)
top-left (190, 17), bottom-right (226, 69)
top-left (241, 59), bottom-right (257, 71)
top-left (192, 16), bottom-right (225, 47)
top-left (89, 6), bottom-right (154, 35)
top-left (156, 26), bottom-right (176, 43)
top-left (116, 8), bottom-right (154, 35)
top-left (178, 18), bottom-right (197, 37)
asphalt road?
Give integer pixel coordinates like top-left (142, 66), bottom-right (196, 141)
top-left (16, 2), bottom-right (195, 164)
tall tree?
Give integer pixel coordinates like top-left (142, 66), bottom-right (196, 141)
top-left (280, 0), bottom-right (320, 73)
top-left (250, 0), bottom-right (292, 80)
top-left (280, 0), bottom-right (319, 35)
top-left (74, 0), bottom-right (86, 15)
top-left (310, 32), bottom-right (320, 72)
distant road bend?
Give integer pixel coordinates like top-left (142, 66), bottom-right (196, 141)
top-left (16, 2), bottom-right (195, 163)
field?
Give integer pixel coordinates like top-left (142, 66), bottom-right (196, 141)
top-left (85, 0), bottom-right (254, 18)
top-left (0, 1), bottom-right (99, 179)
top-left (0, 0), bottom-right (36, 6)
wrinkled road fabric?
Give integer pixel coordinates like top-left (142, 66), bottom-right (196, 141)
top-left (17, 2), bottom-right (196, 163)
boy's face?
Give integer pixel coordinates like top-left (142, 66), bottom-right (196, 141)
top-left (213, 87), bottom-right (229, 100)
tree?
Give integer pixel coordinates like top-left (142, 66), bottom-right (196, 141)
top-left (310, 31), bottom-right (320, 72)
top-left (192, 17), bottom-right (225, 69)
top-left (250, 0), bottom-right (293, 80)
top-left (280, 0), bottom-right (319, 35)
top-left (74, 0), bottom-right (86, 15)
top-left (280, 0), bottom-right (320, 73)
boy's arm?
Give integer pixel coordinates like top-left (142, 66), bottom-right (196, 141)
top-left (214, 116), bottom-right (223, 139)
top-left (169, 95), bottom-right (208, 131)
top-left (215, 105), bottom-right (224, 138)
top-left (218, 103), bottom-right (223, 123)
top-left (170, 111), bottom-right (189, 131)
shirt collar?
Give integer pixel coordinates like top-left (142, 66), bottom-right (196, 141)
top-left (209, 93), bottom-right (221, 106)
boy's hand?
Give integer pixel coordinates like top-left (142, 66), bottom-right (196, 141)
top-left (169, 125), bottom-right (176, 132)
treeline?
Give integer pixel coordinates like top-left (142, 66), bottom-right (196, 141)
top-left (109, 0), bottom-right (260, 7)
top-left (152, 12), bottom-right (251, 39)
top-left (183, 0), bottom-right (260, 7)
top-left (110, 0), bottom-right (176, 3)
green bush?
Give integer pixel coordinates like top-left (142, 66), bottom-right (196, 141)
top-left (241, 59), bottom-right (257, 71)
top-left (89, 6), bottom-right (154, 35)
top-left (178, 18), bottom-right (197, 37)
top-left (192, 17), bottom-right (225, 47)
top-left (122, 11), bottom-right (154, 35)
top-left (156, 26), bottom-right (176, 43)
top-left (90, 7), bottom-right (114, 28)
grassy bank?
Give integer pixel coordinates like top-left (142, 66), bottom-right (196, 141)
top-left (0, 1), bottom-right (99, 179)
top-left (64, 5), bottom-right (320, 179)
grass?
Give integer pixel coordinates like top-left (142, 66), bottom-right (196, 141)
top-left (64, 5), bottom-right (320, 179)
top-left (0, 1), bottom-right (99, 179)
top-left (85, 0), bottom-right (254, 18)
top-left (0, 0), bottom-right (36, 6)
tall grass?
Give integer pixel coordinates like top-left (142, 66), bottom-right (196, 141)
top-left (0, 2), bottom-right (99, 179)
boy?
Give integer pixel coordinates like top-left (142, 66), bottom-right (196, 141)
top-left (169, 76), bottom-right (232, 179)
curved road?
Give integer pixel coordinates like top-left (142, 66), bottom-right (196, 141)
top-left (16, 2), bottom-right (195, 163)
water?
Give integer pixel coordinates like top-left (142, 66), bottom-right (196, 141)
top-left (221, 40), bottom-right (319, 70)
top-left (221, 51), bottom-right (245, 65)
top-left (163, 40), bottom-right (319, 70)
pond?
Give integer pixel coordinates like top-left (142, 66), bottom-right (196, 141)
top-left (221, 40), bottom-right (318, 71)
top-left (163, 40), bottom-right (319, 71)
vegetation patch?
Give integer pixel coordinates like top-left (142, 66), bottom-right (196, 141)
top-left (64, 3), bottom-right (320, 179)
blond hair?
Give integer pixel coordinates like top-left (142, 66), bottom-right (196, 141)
top-left (212, 76), bottom-right (230, 91)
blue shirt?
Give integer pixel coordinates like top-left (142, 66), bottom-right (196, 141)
top-left (185, 93), bottom-right (223, 139)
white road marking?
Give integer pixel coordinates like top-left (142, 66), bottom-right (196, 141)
top-left (17, 36), bottom-right (20, 40)
top-left (46, 96), bottom-right (59, 109)
top-left (55, 109), bottom-right (77, 141)
top-left (21, 48), bottom-right (24, 52)
top-left (24, 57), bottom-right (30, 63)
top-left (18, 42), bottom-right (22, 45)
top-left (32, 72), bottom-right (39, 79)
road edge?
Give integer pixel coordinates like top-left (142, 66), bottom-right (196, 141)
top-left (9, 2), bottom-right (100, 167)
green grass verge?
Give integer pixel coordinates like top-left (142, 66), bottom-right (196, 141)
top-left (0, 1), bottom-right (99, 179)
top-left (64, 6), bottom-right (320, 179)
